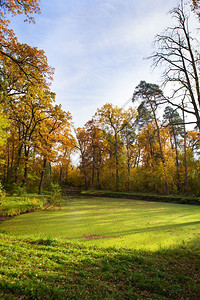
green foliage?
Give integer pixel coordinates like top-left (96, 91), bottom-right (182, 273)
top-left (0, 108), bottom-right (9, 165)
top-left (0, 108), bottom-right (9, 147)
top-left (4, 183), bottom-right (27, 196)
top-left (0, 195), bottom-right (44, 217)
top-left (0, 182), bottom-right (6, 201)
top-left (45, 183), bottom-right (62, 209)
top-left (83, 190), bottom-right (200, 205)
top-left (0, 234), bottom-right (199, 299)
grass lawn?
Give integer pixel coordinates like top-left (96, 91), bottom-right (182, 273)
top-left (0, 196), bottom-right (200, 299)
top-left (0, 234), bottom-right (199, 299)
top-left (1, 197), bottom-right (200, 251)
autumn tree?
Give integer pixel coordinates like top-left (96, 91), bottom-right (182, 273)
top-left (132, 81), bottom-right (165, 162)
top-left (0, 0), bottom-right (53, 104)
top-left (135, 102), bottom-right (156, 164)
top-left (0, 106), bottom-right (9, 166)
top-left (120, 118), bottom-right (137, 190)
top-left (0, 0), bottom-right (40, 19)
top-left (133, 81), bottom-right (170, 194)
top-left (96, 103), bottom-right (136, 191)
top-left (3, 88), bottom-right (54, 186)
top-left (84, 119), bottom-right (105, 191)
top-left (163, 106), bottom-right (184, 192)
top-left (150, 1), bottom-right (200, 130)
top-left (37, 105), bottom-right (73, 194)
top-left (57, 128), bottom-right (76, 186)
top-left (75, 127), bottom-right (91, 190)
top-left (192, 0), bottom-right (200, 18)
top-left (0, 0), bottom-right (77, 195)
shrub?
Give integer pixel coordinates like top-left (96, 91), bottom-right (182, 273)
top-left (45, 183), bottom-right (62, 209)
top-left (0, 182), bottom-right (6, 201)
top-left (0, 196), bottom-right (44, 217)
top-left (4, 183), bottom-right (27, 196)
top-left (82, 190), bottom-right (200, 205)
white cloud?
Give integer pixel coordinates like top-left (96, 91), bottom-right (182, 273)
top-left (11, 0), bottom-right (184, 127)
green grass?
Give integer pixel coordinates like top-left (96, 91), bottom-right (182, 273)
top-left (0, 196), bottom-right (200, 299)
top-left (0, 194), bottom-right (44, 218)
top-left (0, 234), bottom-right (199, 299)
top-left (1, 197), bottom-right (200, 251)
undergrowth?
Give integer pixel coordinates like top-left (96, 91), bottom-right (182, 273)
top-left (0, 195), bottom-right (44, 218)
top-left (83, 190), bottom-right (200, 205)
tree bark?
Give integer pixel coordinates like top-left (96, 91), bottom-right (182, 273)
top-left (182, 104), bottom-right (189, 194)
top-left (114, 132), bottom-right (119, 191)
top-left (150, 101), bottom-right (169, 195)
top-left (39, 158), bottom-right (47, 194)
top-left (172, 128), bottom-right (181, 194)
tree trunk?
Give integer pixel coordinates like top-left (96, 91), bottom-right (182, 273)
top-left (21, 157), bottom-right (28, 187)
top-left (126, 144), bottom-right (130, 191)
top-left (114, 132), bottom-right (119, 191)
top-left (10, 138), bottom-right (15, 177)
top-left (6, 144), bottom-right (10, 183)
top-left (21, 146), bottom-right (30, 187)
top-left (182, 104), bottom-right (189, 194)
top-left (59, 164), bottom-right (63, 185)
top-left (172, 129), bottom-right (180, 194)
top-left (97, 169), bottom-right (100, 190)
top-left (92, 147), bottom-right (95, 191)
top-left (14, 143), bottom-right (23, 183)
top-left (150, 101), bottom-right (169, 195)
top-left (39, 158), bottom-right (47, 194)
top-left (92, 162), bottom-right (95, 191)
top-left (83, 168), bottom-right (88, 190)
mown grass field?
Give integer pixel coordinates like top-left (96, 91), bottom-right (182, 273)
top-left (0, 196), bottom-right (200, 299)
top-left (1, 197), bottom-right (200, 250)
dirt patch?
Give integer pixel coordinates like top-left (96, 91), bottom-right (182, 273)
top-left (82, 234), bottom-right (120, 240)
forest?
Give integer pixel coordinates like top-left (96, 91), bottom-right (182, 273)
top-left (0, 1), bottom-right (200, 197)
top-left (0, 1), bottom-right (200, 299)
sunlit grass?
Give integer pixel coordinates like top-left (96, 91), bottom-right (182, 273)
top-left (0, 234), bottom-right (199, 299)
top-left (1, 197), bottom-right (200, 250)
top-left (0, 195), bottom-right (44, 217)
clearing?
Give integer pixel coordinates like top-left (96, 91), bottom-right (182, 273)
top-left (1, 197), bottom-right (200, 250)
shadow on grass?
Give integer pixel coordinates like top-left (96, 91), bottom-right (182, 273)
top-left (0, 235), bottom-right (199, 299)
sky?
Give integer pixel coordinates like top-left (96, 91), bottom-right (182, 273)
top-left (9, 0), bottom-right (182, 127)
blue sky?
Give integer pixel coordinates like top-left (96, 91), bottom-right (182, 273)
top-left (10, 0), bottom-right (180, 127)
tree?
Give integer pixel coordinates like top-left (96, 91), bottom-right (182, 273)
top-left (150, 1), bottom-right (200, 130)
top-left (0, 107), bottom-right (9, 164)
top-left (163, 106), bottom-right (184, 192)
top-left (0, 0), bottom-right (40, 19)
top-left (132, 81), bottom-right (170, 194)
top-left (120, 119), bottom-right (136, 190)
top-left (181, 101), bottom-right (189, 193)
top-left (75, 127), bottom-right (91, 190)
top-left (0, 39), bottom-right (53, 101)
top-left (37, 105), bottom-right (72, 194)
top-left (0, 0), bottom-right (53, 102)
top-left (192, 0), bottom-right (200, 18)
top-left (96, 103), bottom-right (136, 191)
top-left (85, 119), bottom-right (105, 191)
top-left (57, 128), bottom-right (75, 186)
top-left (4, 87), bottom-right (54, 185)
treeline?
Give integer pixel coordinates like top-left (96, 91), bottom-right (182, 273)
top-left (69, 99), bottom-right (199, 195)
top-left (0, 1), bottom-right (199, 196)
